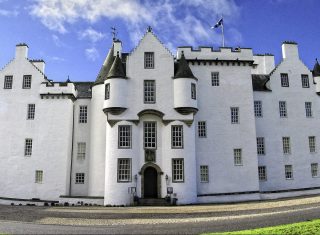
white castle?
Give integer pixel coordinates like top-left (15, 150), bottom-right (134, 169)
top-left (1, 27), bottom-right (320, 206)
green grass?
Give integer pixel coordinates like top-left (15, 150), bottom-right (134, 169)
top-left (204, 219), bottom-right (320, 235)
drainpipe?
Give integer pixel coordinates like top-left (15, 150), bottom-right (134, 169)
top-left (68, 103), bottom-right (75, 196)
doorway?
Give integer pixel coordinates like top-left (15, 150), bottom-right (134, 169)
top-left (143, 167), bottom-right (158, 198)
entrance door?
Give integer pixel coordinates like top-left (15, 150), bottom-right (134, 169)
top-left (144, 167), bottom-right (158, 198)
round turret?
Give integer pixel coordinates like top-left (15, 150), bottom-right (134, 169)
top-left (173, 52), bottom-right (198, 114)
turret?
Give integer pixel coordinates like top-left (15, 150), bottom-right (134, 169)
top-left (103, 51), bottom-right (127, 115)
top-left (173, 51), bottom-right (198, 114)
top-left (313, 59), bottom-right (320, 93)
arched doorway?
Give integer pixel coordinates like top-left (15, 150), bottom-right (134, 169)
top-left (144, 167), bottom-right (158, 198)
top-left (140, 163), bottom-right (163, 198)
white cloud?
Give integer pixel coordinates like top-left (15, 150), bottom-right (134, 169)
top-left (0, 8), bottom-right (19, 17)
top-left (79, 28), bottom-right (105, 43)
top-left (85, 47), bottom-right (99, 61)
top-left (49, 56), bottom-right (66, 62)
top-left (30, 0), bottom-right (241, 47)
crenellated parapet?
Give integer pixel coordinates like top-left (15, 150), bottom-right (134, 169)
top-left (39, 82), bottom-right (77, 101)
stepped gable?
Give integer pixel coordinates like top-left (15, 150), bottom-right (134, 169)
top-left (95, 46), bottom-right (115, 85)
top-left (174, 51), bottom-right (197, 79)
top-left (313, 59), bottom-right (320, 77)
top-left (107, 52), bottom-right (126, 79)
top-left (252, 74), bottom-right (272, 91)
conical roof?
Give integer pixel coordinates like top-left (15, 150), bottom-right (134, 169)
top-left (107, 52), bottom-right (126, 78)
top-left (174, 52), bottom-right (196, 79)
top-left (313, 59), bottom-right (320, 77)
top-left (94, 46), bottom-right (115, 84)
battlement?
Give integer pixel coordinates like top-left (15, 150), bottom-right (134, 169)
top-left (177, 46), bottom-right (253, 61)
top-left (39, 82), bottom-right (77, 100)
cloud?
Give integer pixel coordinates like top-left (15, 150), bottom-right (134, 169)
top-left (78, 28), bottom-right (105, 43)
top-left (85, 47), bottom-right (99, 61)
top-left (30, 0), bottom-right (241, 48)
top-left (0, 8), bottom-right (19, 17)
top-left (49, 56), bottom-right (66, 62)
top-left (52, 34), bottom-right (66, 47)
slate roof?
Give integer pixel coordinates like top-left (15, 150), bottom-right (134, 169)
top-left (174, 52), bottom-right (197, 79)
top-left (74, 82), bottom-right (93, 98)
top-left (313, 59), bottom-right (320, 77)
top-left (252, 74), bottom-right (272, 91)
top-left (95, 46), bottom-right (115, 84)
top-left (107, 52), bottom-right (126, 78)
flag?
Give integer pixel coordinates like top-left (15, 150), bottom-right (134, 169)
top-left (212, 18), bottom-right (223, 29)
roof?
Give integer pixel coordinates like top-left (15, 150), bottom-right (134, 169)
top-left (174, 52), bottom-right (197, 79)
top-left (107, 52), bottom-right (126, 78)
top-left (252, 75), bottom-right (272, 91)
top-left (74, 82), bottom-right (93, 98)
top-left (95, 46), bottom-right (115, 84)
top-left (313, 59), bottom-right (320, 77)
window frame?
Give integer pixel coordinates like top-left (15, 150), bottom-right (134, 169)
top-left (231, 107), bottom-right (239, 124)
top-left (143, 121), bottom-right (157, 149)
top-left (191, 83), bottom-right (196, 100)
top-left (27, 104), bottom-right (35, 120)
top-left (24, 138), bottom-right (33, 156)
top-left (198, 121), bottom-right (207, 138)
top-left (282, 137), bottom-right (291, 155)
top-left (279, 101), bottom-right (287, 118)
top-left (171, 125), bottom-right (184, 149)
top-left (233, 148), bottom-right (243, 166)
top-left (35, 170), bottom-right (43, 184)
top-left (22, 75), bottom-right (32, 89)
top-left (257, 137), bottom-right (265, 155)
top-left (285, 165), bottom-right (293, 180)
top-left (144, 80), bottom-right (156, 104)
top-left (305, 102), bottom-right (313, 118)
top-left (200, 165), bottom-right (209, 183)
top-left (105, 83), bottom-right (110, 100)
top-left (4, 75), bottom-right (13, 89)
top-left (254, 100), bottom-right (263, 117)
top-left (117, 158), bottom-right (132, 183)
top-left (144, 52), bottom-right (154, 69)
top-left (280, 73), bottom-right (289, 87)
top-left (311, 163), bottom-right (318, 178)
top-left (118, 125), bottom-right (132, 149)
top-left (79, 105), bottom-right (88, 124)
top-left (258, 166), bottom-right (267, 181)
top-left (172, 158), bottom-right (184, 183)
top-left (211, 72), bottom-right (219, 86)
top-left (309, 136), bottom-right (316, 153)
top-left (75, 173), bottom-right (85, 184)
top-left (301, 74), bottom-right (310, 88)
top-left (77, 142), bottom-right (86, 159)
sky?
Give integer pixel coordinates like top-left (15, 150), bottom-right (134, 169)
top-left (0, 0), bottom-right (319, 82)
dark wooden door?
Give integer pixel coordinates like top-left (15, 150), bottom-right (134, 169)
top-left (144, 167), bottom-right (158, 198)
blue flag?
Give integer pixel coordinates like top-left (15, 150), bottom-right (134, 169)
top-left (213, 18), bottom-right (223, 28)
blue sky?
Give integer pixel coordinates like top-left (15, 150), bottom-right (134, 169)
top-left (0, 0), bottom-right (319, 82)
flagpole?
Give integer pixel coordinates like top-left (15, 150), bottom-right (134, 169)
top-left (221, 22), bottom-right (225, 47)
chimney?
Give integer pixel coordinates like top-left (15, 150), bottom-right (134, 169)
top-left (15, 43), bottom-right (28, 59)
top-left (30, 60), bottom-right (45, 73)
top-left (282, 41), bottom-right (299, 60)
top-left (113, 39), bottom-right (122, 58)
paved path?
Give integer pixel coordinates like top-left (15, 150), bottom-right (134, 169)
top-left (1, 195), bottom-right (320, 234)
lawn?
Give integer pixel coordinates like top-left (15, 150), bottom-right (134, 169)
top-left (204, 219), bottom-right (320, 235)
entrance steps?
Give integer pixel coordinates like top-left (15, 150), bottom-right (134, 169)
top-left (138, 198), bottom-right (171, 206)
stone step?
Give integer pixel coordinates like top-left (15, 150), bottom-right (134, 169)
top-left (138, 198), bottom-right (171, 206)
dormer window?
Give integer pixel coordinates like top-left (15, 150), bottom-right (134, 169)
top-left (144, 52), bottom-right (154, 69)
top-left (23, 75), bottom-right (32, 89)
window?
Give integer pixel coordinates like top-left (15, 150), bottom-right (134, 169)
top-left (105, 83), bottom-right (110, 100)
top-left (171, 125), bottom-right (183, 148)
top-left (257, 137), bottom-right (265, 155)
top-left (285, 165), bottom-right (293, 179)
top-left (4, 75), bottom-right (13, 89)
top-left (279, 101), bottom-right (287, 118)
top-left (144, 80), bottom-right (156, 103)
top-left (118, 125), bottom-right (132, 148)
top-left (191, 83), bottom-right (196, 100)
top-left (301, 75), bottom-right (309, 88)
top-left (211, 72), bottom-right (219, 86)
top-left (27, 104), bottom-right (35, 120)
top-left (311, 163), bottom-right (318, 177)
top-left (22, 75), bottom-right (32, 89)
top-left (231, 107), bottom-right (239, 124)
top-left (305, 102), bottom-right (312, 117)
top-left (25, 138), bottom-right (33, 156)
top-left (79, 106), bottom-right (87, 123)
top-left (254, 101), bottom-right (262, 117)
top-left (258, 166), bottom-right (267, 181)
top-left (282, 137), bottom-right (291, 154)
top-left (144, 122), bottom-right (156, 149)
top-left (200, 165), bottom-right (209, 183)
top-left (117, 158), bottom-right (131, 182)
top-left (77, 142), bottom-right (86, 159)
top-left (309, 136), bottom-right (316, 153)
top-left (198, 121), bottom-right (206, 138)
top-left (35, 170), bottom-right (43, 183)
top-left (144, 52), bottom-right (154, 69)
top-left (234, 148), bottom-right (242, 166)
top-left (280, 73), bottom-right (289, 87)
top-left (172, 158), bottom-right (184, 182)
top-left (75, 173), bottom-right (85, 184)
